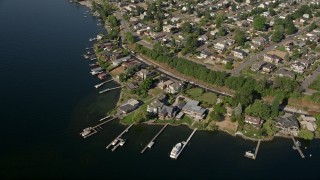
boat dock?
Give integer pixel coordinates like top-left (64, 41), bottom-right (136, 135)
top-left (244, 140), bottom-right (261, 160)
top-left (174, 128), bottom-right (197, 159)
top-left (99, 86), bottom-right (122, 94)
top-left (94, 79), bottom-right (113, 89)
top-left (80, 116), bottom-right (116, 138)
top-left (141, 123), bottom-right (168, 154)
top-left (106, 124), bottom-right (134, 150)
top-left (291, 134), bottom-right (305, 159)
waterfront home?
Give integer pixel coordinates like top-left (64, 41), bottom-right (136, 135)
top-left (244, 115), bottom-right (263, 129)
top-left (275, 115), bottom-right (300, 136)
top-left (126, 82), bottom-right (139, 90)
top-left (118, 99), bottom-right (140, 114)
top-left (182, 100), bottom-right (207, 121)
top-left (112, 55), bottom-right (131, 66)
top-left (147, 99), bottom-right (164, 114)
top-left (158, 105), bottom-right (176, 120)
top-left (136, 69), bottom-right (152, 80)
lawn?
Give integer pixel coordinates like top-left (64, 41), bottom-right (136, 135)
top-left (185, 88), bottom-right (217, 107)
top-left (241, 124), bottom-right (263, 138)
top-left (309, 75), bottom-right (320, 91)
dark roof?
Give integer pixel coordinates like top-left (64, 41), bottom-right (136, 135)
top-left (119, 104), bottom-right (136, 113)
top-left (276, 116), bottom-right (299, 128)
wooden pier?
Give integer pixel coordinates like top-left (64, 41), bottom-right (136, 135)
top-left (94, 79), bottom-right (113, 89)
top-left (174, 128), bottom-right (197, 159)
top-left (99, 86), bottom-right (122, 94)
top-left (244, 140), bottom-right (261, 160)
top-left (141, 124), bottom-right (168, 154)
top-left (106, 124), bottom-right (134, 150)
top-left (80, 116), bottom-right (116, 138)
top-left (291, 134), bottom-right (305, 159)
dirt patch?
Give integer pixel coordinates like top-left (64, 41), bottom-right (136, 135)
top-left (215, 115), bottom-right (238, 134)
top-left (288, 98), bottom-right (320, 115)
top-left (109, 66), bottom-right (125, 77)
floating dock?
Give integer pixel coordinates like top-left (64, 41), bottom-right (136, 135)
top-left (141, 123), bottom-right (168, 154)
top-left (174, 128), bottom-right (197, 159)
top-left (291, 134), bottom-right (305, 159)
top-left (94, 79), bottom-right (113, 89)
top-left (106, 124), bottom-right (134, 150)
top-left (99, 86), bottom-right (122, 94)
top-left (80, 116), bottom-right (116, 138)
top-left (244, 140), bottom-right (261, 160)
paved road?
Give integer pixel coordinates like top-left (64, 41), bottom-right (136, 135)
top-left (231, 17), bottom-right (320, 76)
top-left (301, 66), bottom-right (320, 93)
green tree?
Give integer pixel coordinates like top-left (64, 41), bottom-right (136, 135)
top-left (253, 15), bottom-right (266, 31)
top-left (234, 28), bottom-right (246, 46)
top-left (309, 22), bottom-right (317, 32)
top-left (215, 12), bottom-right (225, 28)
top-left (262, 119), bottom-right (278, 136)
top-left (124, 32), bottom-right (135, 44)
top-left (245, 100), bottom-right (271, 120)
top-left (133, 111), bottom-right (147, 123)
top-left (182, 22), bottom-right (193, 34)
top-left (217, 26), bottom-right (227, 36)
top-left (285, 21), bottom-right (297, 35)
top-left (298, 129), bottom-right (314, 140)
top-left (271, 29), bottom-right (284, 42)
top-left (108, 15), bottom-right (118, 27)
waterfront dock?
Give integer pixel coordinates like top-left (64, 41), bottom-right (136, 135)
top-left (106, 124), bottom-right (134, 150)
top-left (80, 116), bottom-right (116, 138)
top-left (174, 128), bottom-right (197, 159)
top-left (291, 134), bottom-right (305, 159)
top-left (99, 86), bottom-right (122, 94)
top-left (94, 79), bottom-right (113, 89)
top-left (244, 140), bottom-right (261, 160)
top-left (141, 123), bottom-right (168, 154)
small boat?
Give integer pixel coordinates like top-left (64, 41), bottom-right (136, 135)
top-left (170, 143), bottom-right (183, 159)
top-left (84, 16), bottom-right (87, 18)
top-left (111, 139), bottom-right (118, 146)
top-left (119, 139), bottom-right (126, 146)
top-left (90, 71), bottom-right (103, 75)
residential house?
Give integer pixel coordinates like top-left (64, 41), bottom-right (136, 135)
top-left (147, 99), bottom-right (164, 114)
top-left (275, 115), bottom-right (300, 136)
top-left (244, 115), bottom-right (263, 129)
top-left (166, 82), bottom-right (182, 94)
top-left (136, 69), bottom-right (152, 80)
top-left (214, 42), bottom-right (227, 51)
top-left (182, 100), bottom-right (207, 121)
top-left (267, 50), bottom-right (289, 61)
top-left (233, 49), bottom-right (247, 59)
top-left (263, 54), bottom-right (283, 64)
top-left (274, 68), bottom-right (295, 79)
top-left (118, 99), bottom-right (140, 114)
top-left (158, 105), bottom-right (175, 120)
top-left (252, 37), bottom-right (267, 46)
top-left (262, 63), bottom-right (276, 73)
top-left (290, 61), bottom-right (306, 74)
top-left (251, 61), bottom-right (266, 72)
top-left (199, 50), bottom-right (212, 59)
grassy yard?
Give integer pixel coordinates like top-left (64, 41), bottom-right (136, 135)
top-left (309, 74), bottom-right (320, 91)
top-left (185, 88), bottom-right (217, 107)
top-left (241, 124), bottom-right (263, 138)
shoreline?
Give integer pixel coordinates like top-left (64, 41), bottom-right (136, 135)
top-left (76, 1), bottom-right (319, 142)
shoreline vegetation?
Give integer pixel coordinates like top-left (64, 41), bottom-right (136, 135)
top-left (75, 0), bottom-right (320, 141)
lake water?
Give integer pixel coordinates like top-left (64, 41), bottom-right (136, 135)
top-left (0, 0), bottom-right (319, 179)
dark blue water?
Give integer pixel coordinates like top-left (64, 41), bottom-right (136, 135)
top-left (1, 0), bottom-right (320, 179)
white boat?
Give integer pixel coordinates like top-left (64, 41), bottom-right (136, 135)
top-left (111, 139), bottom-right (118, 146)
top-left (80, 127), bottom-right (92, 137)
top-left (147, 142), bottom-right (154, 148)
top-left (119, 139), bottom-right (126, 146)
top-left (170, 143), bottom-right (183, 159)
top-left (90, 71), bottom-right (103, 75)
top-left (94, 82), bottom-right (105, 89)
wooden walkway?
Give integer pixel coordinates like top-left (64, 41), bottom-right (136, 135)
top-left (291, 134), bottom-right (305, 159)
top-left (99, 86), bottom-right (122, 94)
top-left (174, 128), bottom-right (197, 159)
top-left (141, 123), bottom-right (168, 154)
top-left (80, 116), bottom-right (116, 138)
top-left (106, 124), bottom-right (134, 150)
top-left (244, 140), bottom-right (261, 160)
